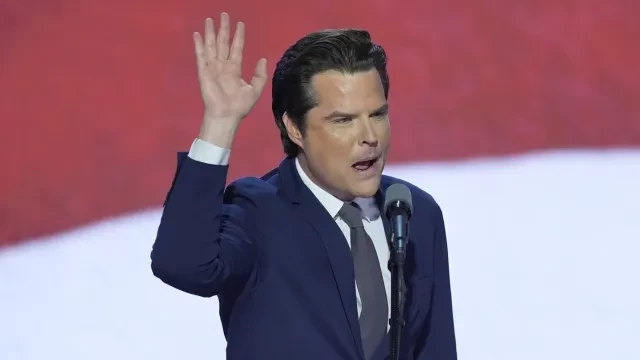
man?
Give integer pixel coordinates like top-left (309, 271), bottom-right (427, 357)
top-left (151, 12), bottom-right (457, 360)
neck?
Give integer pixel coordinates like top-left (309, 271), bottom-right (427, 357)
top-left (296, 154), bottom-right (355, 202)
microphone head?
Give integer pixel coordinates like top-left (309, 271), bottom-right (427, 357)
top-left (384, 183), bottom-right (413, 218)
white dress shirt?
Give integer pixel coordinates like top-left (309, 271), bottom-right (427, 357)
top-left (188, 138), bottom-right (391, 328)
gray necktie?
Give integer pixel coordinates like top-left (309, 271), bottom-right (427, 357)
top-left (339, 202), bottom-right (388, 360)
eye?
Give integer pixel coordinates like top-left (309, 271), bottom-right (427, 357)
top-left (370, 110), bottom-right (388, 119)
top-left (333, 117), bottom-right (353, 123)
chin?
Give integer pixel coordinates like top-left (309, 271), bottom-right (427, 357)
top-left (350, 176), bottom-right (382, 198)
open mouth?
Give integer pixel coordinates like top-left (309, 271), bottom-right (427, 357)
top-left (352, 157), bottom-right (379, 172)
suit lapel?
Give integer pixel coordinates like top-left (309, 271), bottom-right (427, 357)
top-left (276, 157), bottom-right (364, 359)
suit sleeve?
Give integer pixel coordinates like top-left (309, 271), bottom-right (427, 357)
top-left (150, 149), bottom-right (259, 298)
top-left (415, 204), bottom-right (458, 359)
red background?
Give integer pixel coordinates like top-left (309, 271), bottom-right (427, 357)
top-left (1, 0), bottom-right (639, 246)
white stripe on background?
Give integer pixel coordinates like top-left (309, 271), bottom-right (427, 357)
top-left (1, 148), bottom-right (639, 360)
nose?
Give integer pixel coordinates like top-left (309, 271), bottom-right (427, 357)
top-left (359, 117), bottom-right (379, 147)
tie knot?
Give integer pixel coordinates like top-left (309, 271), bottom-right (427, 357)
top-left (339, 202), bottom-right (364, 228)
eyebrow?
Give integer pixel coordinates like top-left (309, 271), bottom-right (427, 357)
top-left (323, 103), bottom-right (389, 120)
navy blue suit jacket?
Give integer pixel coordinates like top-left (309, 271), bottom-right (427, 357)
top-left (151, 153), bottom-right (457, 359)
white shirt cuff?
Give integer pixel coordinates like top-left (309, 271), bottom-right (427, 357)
top-left (187, 138), bottom-right (231, 165)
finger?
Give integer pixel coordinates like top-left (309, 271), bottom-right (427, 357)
top-left (251, 58), bottom-right (268, 96)
top-left (217, 12), bottom-right (230, 60)
top-left (204, 17), bottom-right (216, 58)
top-left (229, 21), bottom-right (245, 64)
top-left (193, 32), bottom-right (206, 75)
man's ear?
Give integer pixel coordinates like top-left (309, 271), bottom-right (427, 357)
top-left (283, 113), bottom-right (304, 149)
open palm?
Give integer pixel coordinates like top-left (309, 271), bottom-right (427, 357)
top-left (194, 13), bottom-right (268, 123)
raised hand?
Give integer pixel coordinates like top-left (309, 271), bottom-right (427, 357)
top-left (193, 13), bottom-right (268, 147)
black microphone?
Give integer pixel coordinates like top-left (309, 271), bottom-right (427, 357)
top-left (384, 183), bottom-right (413, 360)
top-left (384, 183), bottom-right (413, 259)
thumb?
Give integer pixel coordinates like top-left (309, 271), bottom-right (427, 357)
top-left (250, 58), bottom-right (268, 96)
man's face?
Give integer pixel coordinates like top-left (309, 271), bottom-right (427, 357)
top-left (286, 68), bottom-right (390, 200)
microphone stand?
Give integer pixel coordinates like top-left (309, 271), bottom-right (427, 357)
top-left (388, 232), bottom-right (407, 360)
